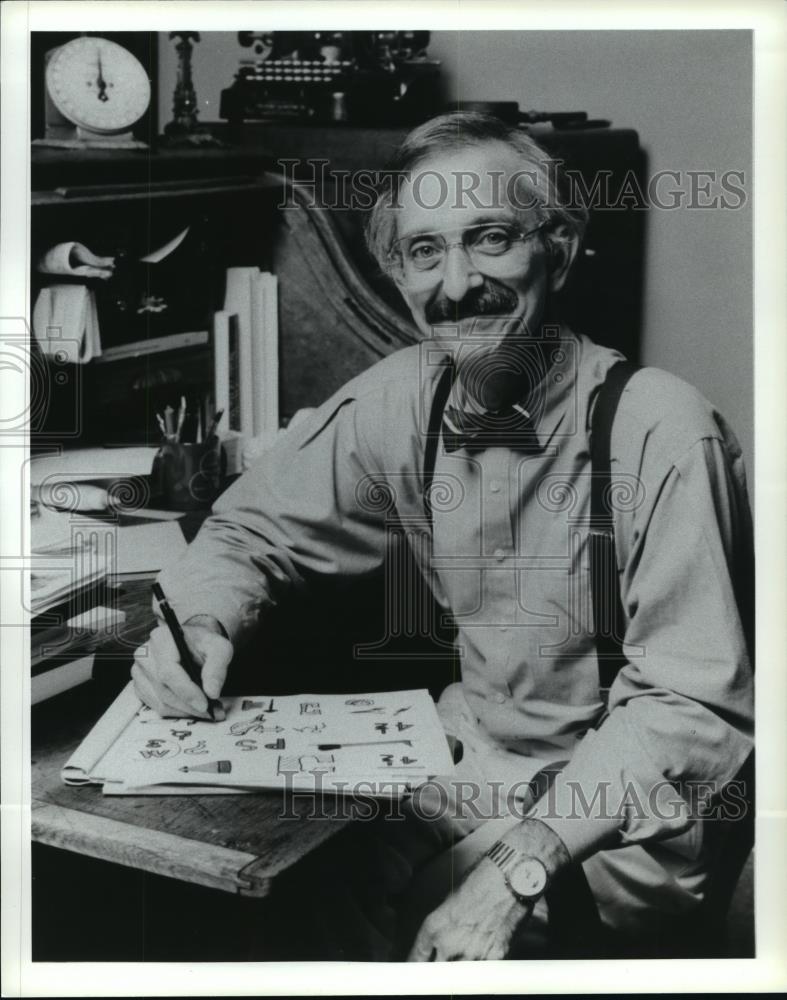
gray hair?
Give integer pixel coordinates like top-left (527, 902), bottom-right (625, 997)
top-left (364, 111), bottom-right (588, 276)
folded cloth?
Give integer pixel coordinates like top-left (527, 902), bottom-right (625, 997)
top-left (33, 284), bottom-right (101, 364)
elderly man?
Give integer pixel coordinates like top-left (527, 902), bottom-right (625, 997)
top-left (133, 113), bottom-right (753, 961)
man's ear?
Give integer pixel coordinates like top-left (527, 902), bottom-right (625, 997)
top-left (545, 227), bottom-right (581, 293)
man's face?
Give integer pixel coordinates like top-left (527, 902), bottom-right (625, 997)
top-left (392, 142), bottom-right (571, 406)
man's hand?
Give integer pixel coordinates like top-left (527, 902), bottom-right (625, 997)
top-left (132, 615), bottom-right (233, 720)
top-left (408, 817), bottom-right (573, 961)
top-left (408, 857), bottom-right (530, 961)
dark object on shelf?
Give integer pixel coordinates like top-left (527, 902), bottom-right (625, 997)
top-left (444, 101), bottom-right (610, 130)
top-left (220, 30), bottom-right (441, 127)
top-left (162, 32), bottom-right (223, 148)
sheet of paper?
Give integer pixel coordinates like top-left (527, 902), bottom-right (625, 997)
top-left (89, 690), bottom-right (454, 796)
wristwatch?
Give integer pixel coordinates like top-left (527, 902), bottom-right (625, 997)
top-left (485, 840), bottom-right (549, 905)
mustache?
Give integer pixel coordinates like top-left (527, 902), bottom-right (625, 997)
top-left (424, 280), bottom-right (520, 325)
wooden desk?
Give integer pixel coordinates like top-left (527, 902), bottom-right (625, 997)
top-left (31, 577), bottom-right (349, 899)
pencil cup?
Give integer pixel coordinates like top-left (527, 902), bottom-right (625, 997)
top-left (155, 439), bottom-right (222, 511)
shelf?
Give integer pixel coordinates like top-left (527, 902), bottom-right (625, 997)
top-left (32, 173), bottom-right (283, 207)
top-left (94, 330), bottom-right (210, 364)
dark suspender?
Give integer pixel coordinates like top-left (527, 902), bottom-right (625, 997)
top-left (422, 363), bottom-right (455, 525)
top-left (588, 360), bottom-right (640, 706)
top-left (423, 358), bottom-right (640, 706)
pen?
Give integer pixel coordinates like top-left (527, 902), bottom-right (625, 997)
top-left (205, 408), bottom-right (224, 442)
top-left (175, 396), bottom-right (186, 442)
top-left (151, 581), bottom-right (221, 721)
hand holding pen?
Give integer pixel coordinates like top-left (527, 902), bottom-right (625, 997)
top-left (133, 583), bottom-right (231, 721)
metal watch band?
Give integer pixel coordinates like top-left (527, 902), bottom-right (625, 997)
top-left (486, 840), bottom-right (518, 871)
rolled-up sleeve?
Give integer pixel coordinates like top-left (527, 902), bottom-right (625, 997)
top-left (534, 431), bottom-right (754, 860)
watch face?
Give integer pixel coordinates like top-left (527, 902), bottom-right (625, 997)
top-left (46, 36), bottom-right (151, 135)
top-left (507, 857), bottom-right (548, 899)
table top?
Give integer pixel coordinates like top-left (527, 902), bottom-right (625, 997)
top-left (31, 576), bottom-right (349, 898)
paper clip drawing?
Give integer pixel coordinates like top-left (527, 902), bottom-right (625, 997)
top-left (178, 760), bottom-right (232, 774)
top-left (235, 739), bottom-right (258, 751)
top-left (345, 698), bottom-right (374, 706)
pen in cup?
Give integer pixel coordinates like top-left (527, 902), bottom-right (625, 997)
top-left (151, 581), bottom-right (222, 721)
top-left (205, 408), bottom-right (224, 443)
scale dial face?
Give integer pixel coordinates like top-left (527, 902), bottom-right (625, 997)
top-left (46, 36), bottom-right (151, 135)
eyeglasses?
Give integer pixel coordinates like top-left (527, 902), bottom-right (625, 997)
top-left (388, 221), bottom-right (547, 275)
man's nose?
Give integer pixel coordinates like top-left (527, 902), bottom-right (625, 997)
top-left (440, 244), bottom-right (484, 302)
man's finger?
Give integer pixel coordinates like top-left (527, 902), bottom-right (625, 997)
top-left (196, 633), bottom-right (233, 699)
top-left (407, 924), bottom-right (437, 962)
top-left (147, 626), bottom-right (208, 711)
top-left (132, 641), bottom-right (211, 719)
top-left (131, 662), bottom-right (209, 719)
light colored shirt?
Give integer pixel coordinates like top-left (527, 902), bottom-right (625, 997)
top-left (158, 329), bottom-right (754, 862)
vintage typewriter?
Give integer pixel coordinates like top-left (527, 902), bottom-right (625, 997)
top-left (219, 30), bottom-right (442, 126)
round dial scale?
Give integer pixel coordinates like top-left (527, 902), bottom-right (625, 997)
top-left (46, 36), bottom-right (151, 135)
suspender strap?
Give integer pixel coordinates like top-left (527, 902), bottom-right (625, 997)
top-left (589, 360), bottom-right (640, 704)
top-left (422, 363), bottom-right (455, 525)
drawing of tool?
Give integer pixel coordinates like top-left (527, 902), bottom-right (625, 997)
top-left (264, 738), bottom-right (285, 750)
top-left (178, 760), bottom-right (232, 773)
top-left (315, 740), bottom-right (413, 750)
top-left (350, 707), bottom-right (385, 714)
top-left (242, 700), bottom-right (266, 711)
top-left (152, 582), bottom-right (222, 721)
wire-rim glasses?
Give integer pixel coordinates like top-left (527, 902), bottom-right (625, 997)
top-left (388, 221), bottom-right (547, 275)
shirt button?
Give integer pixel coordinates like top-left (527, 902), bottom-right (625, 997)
top-left (499, 626), bottom-right (508, 633)
top-left (493, 548), bottom-right (506, 562)
top-left (491, 692), bottom-right (506, 704)
top-left (489, 480), bottom-right (501, 493)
